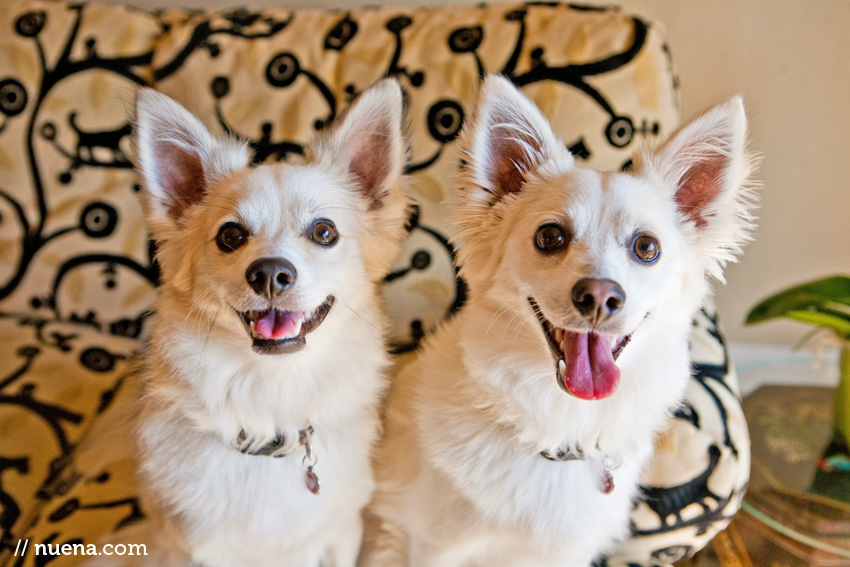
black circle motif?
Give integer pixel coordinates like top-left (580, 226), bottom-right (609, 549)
top-left (606, 116), bottom-right (634, 148)
top-left (40, 122), bottom-right (56, 140)
top-left (411, 250), bottom-right (431, 270)
top-left (80, 202), bottom-right (118, 238)
top-left (48, 498), bottom-right (80, 522)
top-left (0, 79), bottom-right (28, 117)
top-left (505, 9), bottom-right (527, 22)
top-left (427, 100), bottom-right (464, 143)
top-left (386, 16), bottom-right (412, 33)
top-left (17, 346), bottom-right (40, 359)
top-left (448, 27), bottom-right (483, 53)
top-left (80, 348), bottom-right (116, 373)
top-left (15, 10), bottom-right (46, 37)
top-left (325, 15), bottom-right (358, 50)
top-left (265, 53), bottom-right (301, 88)
top-left (211, 76), bottom-right (230, 99)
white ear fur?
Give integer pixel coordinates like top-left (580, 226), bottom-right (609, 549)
top-left (462, 75), bottom-right (571, 205)
top-left (132, 88), bottom-right (251, 234)
top-left (634, 96), bottom-right (758, 281)
top-left (453, 76), bottom-right (572, 284)
top-left (311, 79), bottom-right (409, 280)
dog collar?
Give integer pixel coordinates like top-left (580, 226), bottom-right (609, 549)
top-left (539, 444), bottom-right (620, 494)
top-left (236, 425), bottom-right (321, 495)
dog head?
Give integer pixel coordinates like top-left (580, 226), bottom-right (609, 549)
top-left (454, 76), bottom-right (756, 400)
top-left (133, 80), bottom-right (408, 356)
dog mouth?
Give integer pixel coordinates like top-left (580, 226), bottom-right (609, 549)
top-left (235, 296), bottom-right (335, 355)
top-left (528, 297), bottom-right (631, 401)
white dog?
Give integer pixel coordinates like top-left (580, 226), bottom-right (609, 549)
top-left (367, 76), bottom-right (757, 567)
top-left (129, 80), bottom-right (408, 567)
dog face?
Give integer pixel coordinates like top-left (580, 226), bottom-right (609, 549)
top-left (454, 76), bottom-right (756, 400)
top-left (133, 81), bottom-right (408, 356)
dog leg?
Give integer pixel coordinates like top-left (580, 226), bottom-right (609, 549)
top-left (324, 512), bottom-right (363, 567)
top-left (358, 511), bottom-right (410, 567)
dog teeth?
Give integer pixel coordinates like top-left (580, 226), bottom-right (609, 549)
top-left (558, 359), bottom-right (566, 377)
top-left (551, 327), bottom-right (564, 345)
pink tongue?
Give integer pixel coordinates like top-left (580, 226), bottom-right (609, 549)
top-left (561, 331), bottom-right (620, 400)
top-left (253, 309), bottom-right (302, 340)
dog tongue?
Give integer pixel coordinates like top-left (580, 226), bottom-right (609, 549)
top-left (561, 331), bottom-right (620, 400)
top-left (253, 309), bottom-right (302, 340)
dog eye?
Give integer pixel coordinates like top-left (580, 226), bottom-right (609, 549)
top-left (534, 224), bottom-right (567, 252)
top-left (632, 233), bottom-right (661, 263)
top-left (309, 219), bottom-right (338, 247)
top-left (216, 222), bottom-right (249, 253)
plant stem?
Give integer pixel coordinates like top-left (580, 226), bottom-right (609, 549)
top-left (834, 342), bottom-right (850, 445)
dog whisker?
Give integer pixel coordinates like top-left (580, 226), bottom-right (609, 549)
top-left (510, 316), bottom-right (531, 344)
top-left (194, 307), bottom-right (221, 382)
top-left (345, 304), bottom-right (380, 334)
top-left (485, 300), bottom-right (517, 337)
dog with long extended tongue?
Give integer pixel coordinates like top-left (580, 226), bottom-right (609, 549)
top-left (366, 75), bottom-right (757, 567)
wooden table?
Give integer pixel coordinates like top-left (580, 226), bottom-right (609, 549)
top-left (679, 385), bottom-right (850, 566)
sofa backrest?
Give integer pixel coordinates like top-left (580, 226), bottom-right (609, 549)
top-left (0, 0), bottom-right (679, 351)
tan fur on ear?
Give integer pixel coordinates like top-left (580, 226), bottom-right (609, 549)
top-left (133, 88), bottom-right (252, 235)
top-left (633, 96), bottom-right (759, 282)
top-left (461, 76), bottom-right (571, 206)
top-left (452, 76), bottom-right (574, 286)
top-left (308, 79), bottom-right (410, 281)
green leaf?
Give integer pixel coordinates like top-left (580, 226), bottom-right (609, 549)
top-left (784, 310), bottom-right (850, 338)
top-left (746, 275), bottom-right (850, 328)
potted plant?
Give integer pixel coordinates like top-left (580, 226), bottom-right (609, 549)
top-left (746, 275), bottom-right (850, 467)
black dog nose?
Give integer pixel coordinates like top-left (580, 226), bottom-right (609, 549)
top-left (571, 278), bottom-right (626, 324)
top-left (246, 258), bottom-right (297, 300)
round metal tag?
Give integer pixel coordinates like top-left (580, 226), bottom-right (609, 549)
top-left (305, 469), bottom-right (321, 494)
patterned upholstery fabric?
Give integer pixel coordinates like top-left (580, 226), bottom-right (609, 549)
top-left (0, 1), bottom-right (749, 565)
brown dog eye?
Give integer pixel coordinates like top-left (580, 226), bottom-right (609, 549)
top-left (632, 234), bottom-right (660, 263)
top-left (216, 222), bottom-right (248, 253)
top-left (309, 219), bottom-right (338, 247)
top-left (535, 224), bottom-right (567, 252)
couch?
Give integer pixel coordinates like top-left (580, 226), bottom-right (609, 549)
top-left (0, 1), bottom-right (749, 564)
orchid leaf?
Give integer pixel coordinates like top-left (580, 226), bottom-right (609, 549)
top-left (746, 276), bottom-right (850, 332)
top-left (783, 310), bottom-right (850, 339)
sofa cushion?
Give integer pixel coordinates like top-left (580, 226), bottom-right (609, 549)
top-left (0, 312), bottom-right (140, 553)
top-left (0, 0), bottom-right (161, 549)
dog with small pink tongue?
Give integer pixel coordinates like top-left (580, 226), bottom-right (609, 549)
top-left (365, 76), bottom-right (757, 567)
top-left (106, 79), bottom-right (409, 567)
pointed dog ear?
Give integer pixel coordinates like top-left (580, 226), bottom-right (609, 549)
top-left (634, 96), bottom-right (759, 280)
top-left (461, 75), bottom-right (571, 206)
top-left (132, 88), bottom-right (251, 233)
top-left (311, 79), bottom-right (410, 280)
top-left (321, 79), bottom-right (407, 210)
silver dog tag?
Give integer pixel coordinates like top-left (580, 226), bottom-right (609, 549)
top-left (301, 428), bottom-right (320, 495)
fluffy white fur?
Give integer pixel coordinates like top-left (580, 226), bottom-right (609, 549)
top-left (126, 80), bottom-right (408, 567)
top-left (366, 76), bottom-right (757, 567)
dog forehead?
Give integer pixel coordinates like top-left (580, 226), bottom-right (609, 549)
top-left (522, 168), bottom-right (672, 240)
top-left (219, 163), bottom-right (358, 232)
